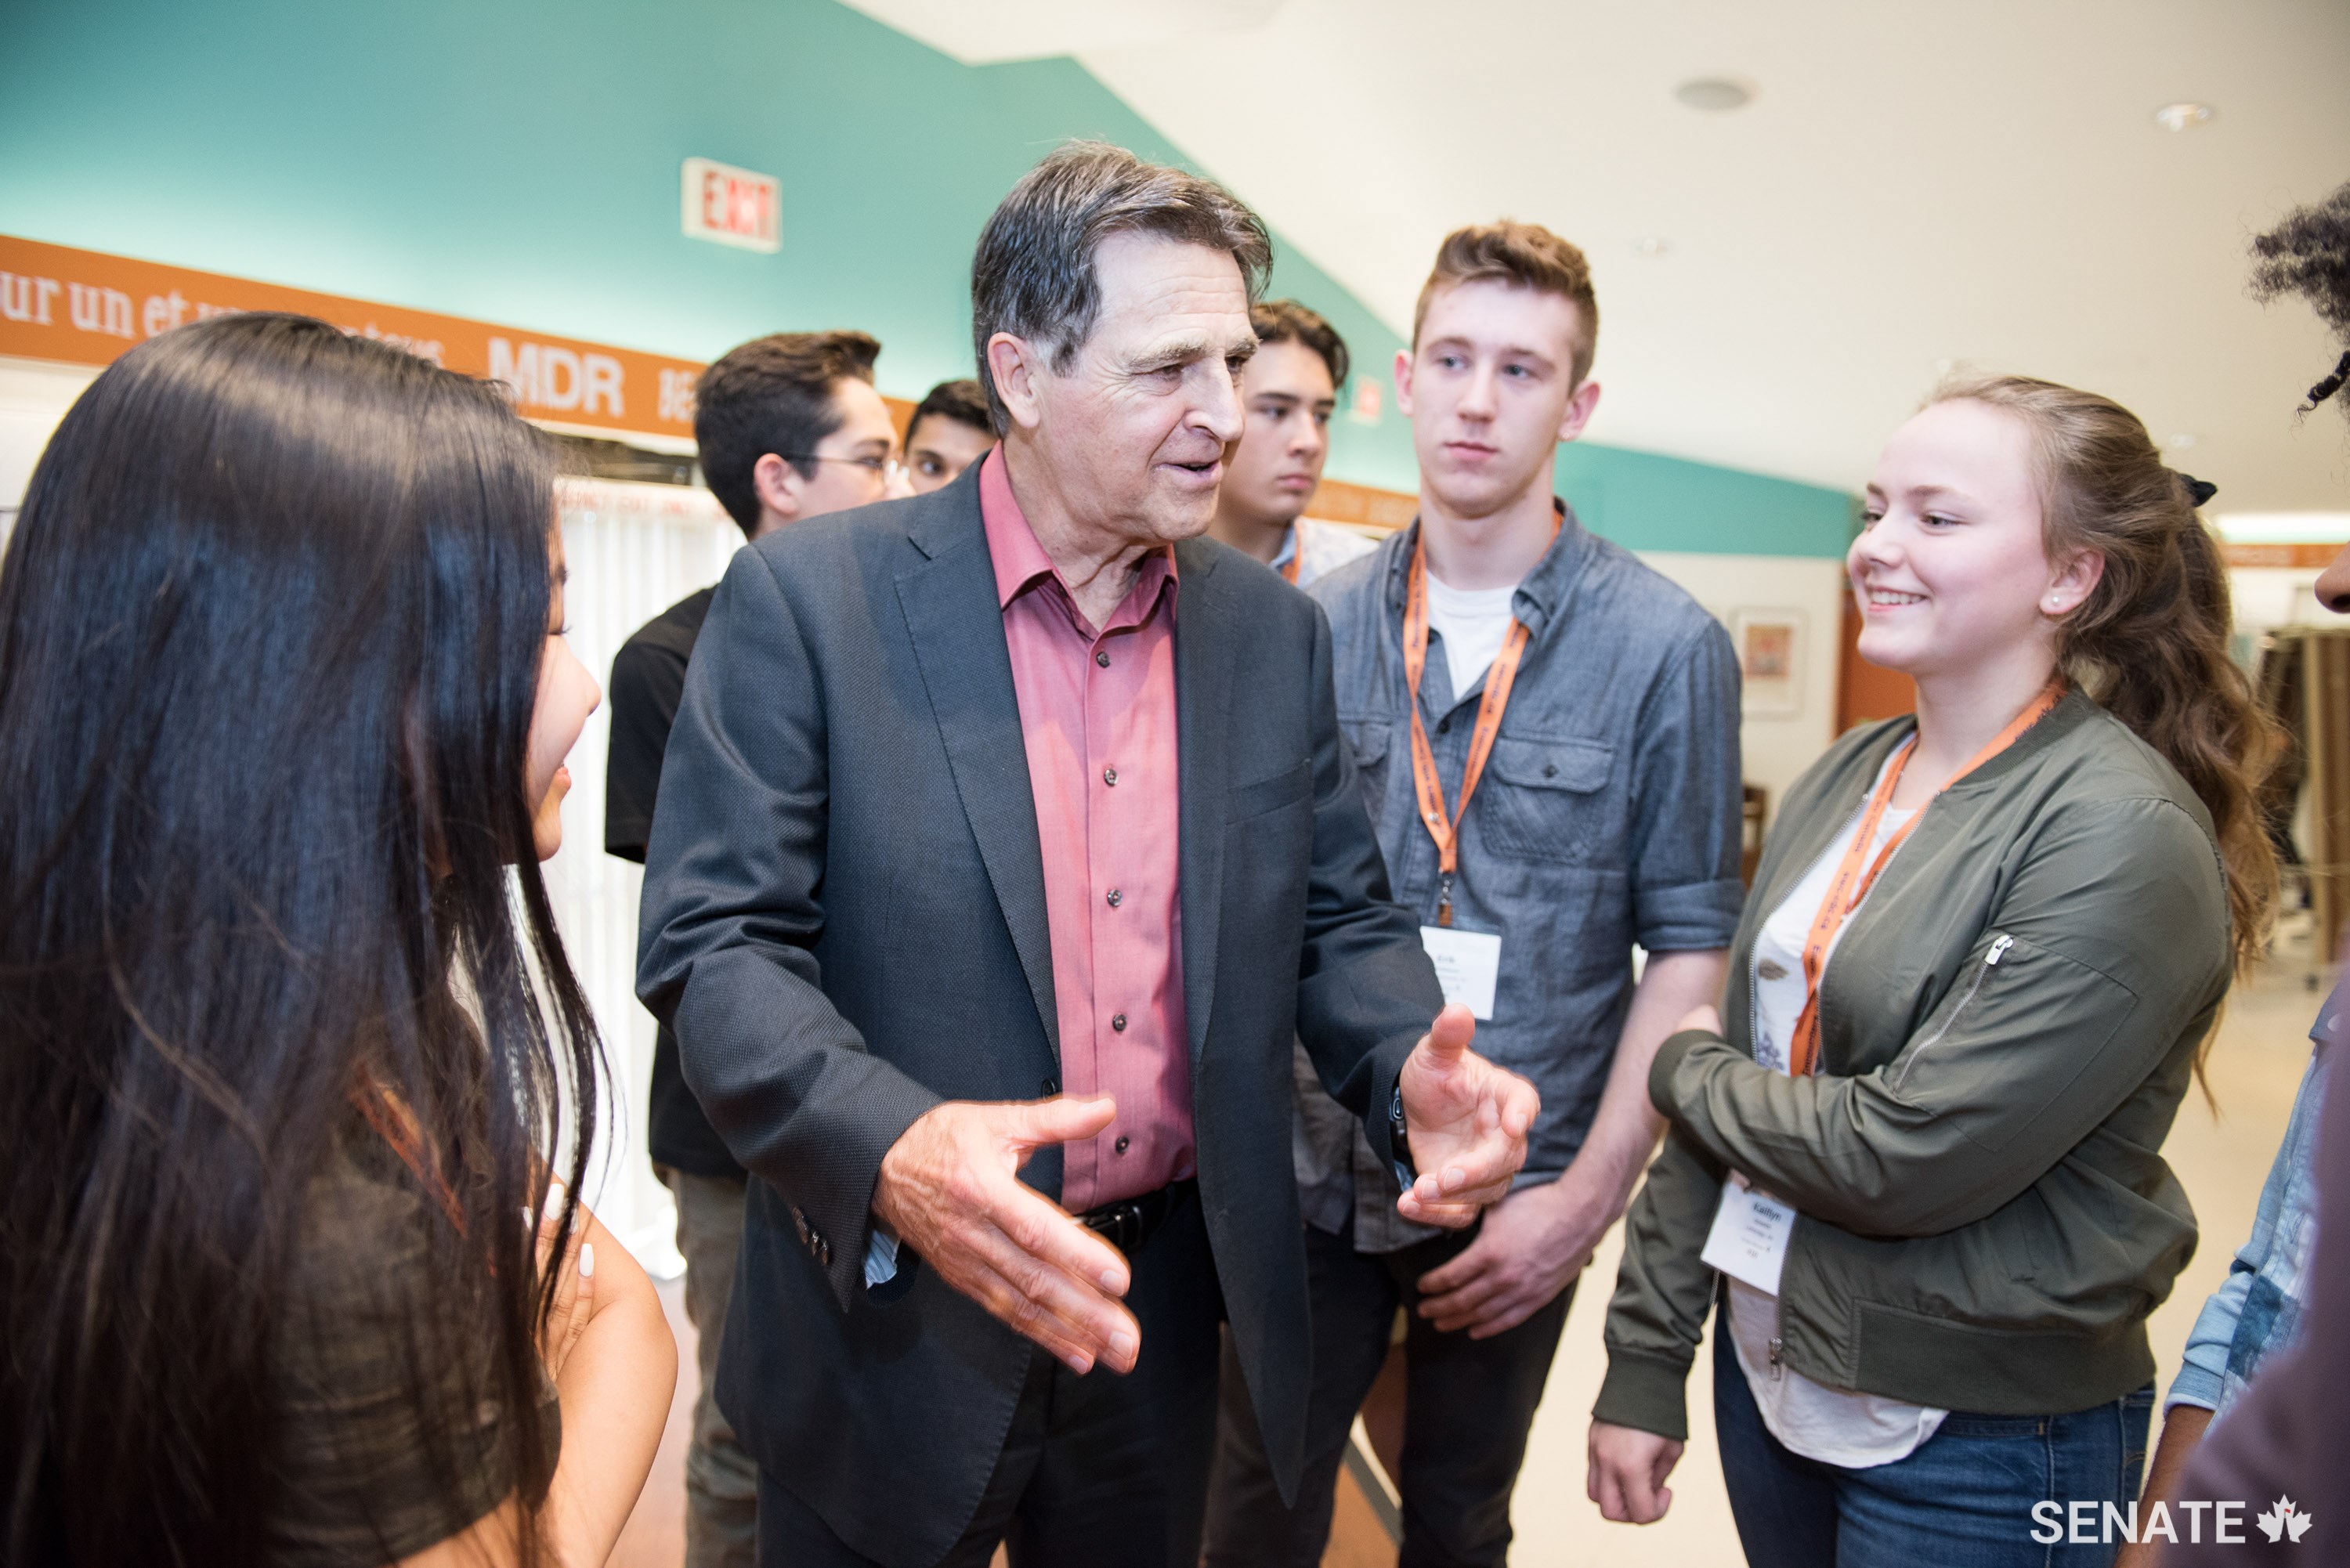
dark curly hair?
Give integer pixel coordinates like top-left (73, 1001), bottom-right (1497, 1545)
top-left (2250, 180), bottom-right (2350, 417)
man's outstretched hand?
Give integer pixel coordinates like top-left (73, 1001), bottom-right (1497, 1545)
top-left (872, 1097), bottom-right (1140, 1375)
top-left (1394, 1004), bottom-right (1540, 1228)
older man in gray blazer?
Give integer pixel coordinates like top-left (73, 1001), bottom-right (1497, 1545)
top-left (637, 142), bottom-right (1538, 1568)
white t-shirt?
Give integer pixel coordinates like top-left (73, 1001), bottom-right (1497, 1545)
top-left (1423, 573), bottom-right (1517, 700)
top-left (1726, 771), bottom-right (1950, 1469)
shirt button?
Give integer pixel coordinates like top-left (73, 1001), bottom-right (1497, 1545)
top-left (1437, 716), bottom-right (1451, 735)
top-left (1112, 1013), bottom-right (1128, 1032)
top-left (1095, 649), bottom-right (1112, 667)
top-left (1106, 888), bottom-right (1123, 908)
top-left (1115, 1136), bottom-right (1131, 1154)
top-left (1104, 767), bottom-right (1118, 786)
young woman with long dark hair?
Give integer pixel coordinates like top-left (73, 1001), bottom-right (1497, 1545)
top-left (1586, 374), bottom-right (2276, 1566)
top-left (0, 313), bottom-right (675, 1565)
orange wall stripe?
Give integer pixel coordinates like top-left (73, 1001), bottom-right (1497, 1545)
top-left (0, 233), bottom-right (708, 443)
top-left (2222, 542), bottom-right (2346, 569)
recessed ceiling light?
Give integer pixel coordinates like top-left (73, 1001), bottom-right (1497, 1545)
top-left (2153, 102), bottom-right (2214, 132)
top-left (1674, 77), bottom-right (1754, 112)
top-left (2164, 432), bottom-right (2200, 450)
top-left (1631, 237), bottom-right (1671, 258)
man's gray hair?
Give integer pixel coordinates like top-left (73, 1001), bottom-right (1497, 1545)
top-left (970, 141), bottom-right (1273, 433)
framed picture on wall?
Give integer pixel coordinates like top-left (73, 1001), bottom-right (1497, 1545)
top-left (1733, 608), bottom-right (1805, 717)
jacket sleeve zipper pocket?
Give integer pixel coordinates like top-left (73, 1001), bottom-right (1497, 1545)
top-left (1889, 934), bottom-right (2013, 1095)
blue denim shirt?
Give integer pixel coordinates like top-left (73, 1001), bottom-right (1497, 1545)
top-left (2166, 979), bottom-right (2341, 1414)
top-left (1298, 509), bottom-right (1744, 1250)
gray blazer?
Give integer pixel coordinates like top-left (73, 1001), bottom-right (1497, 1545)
top-left (636, 464), bottom-right (1445, 1566)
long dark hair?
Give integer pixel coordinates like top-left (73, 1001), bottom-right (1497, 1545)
top-left (1929, 375), bottom-right (2280, 992)
top-left (0, 314), bottom-right (598, 1563)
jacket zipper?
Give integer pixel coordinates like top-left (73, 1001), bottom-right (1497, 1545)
top-left (1889, 934), bottom-right (2015, 1094)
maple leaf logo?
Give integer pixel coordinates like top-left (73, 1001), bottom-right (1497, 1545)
top-left (2257, 1497), bottom-right (2314, 1544)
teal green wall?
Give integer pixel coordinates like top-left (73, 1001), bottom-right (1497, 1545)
top-left (1, 0), bottom-right (1852, 556)
top-left (1560, 443), bottom-right (1856, 558)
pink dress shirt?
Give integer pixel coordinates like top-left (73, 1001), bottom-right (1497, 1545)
top-left (979, 449), bottom-right (1192, 1212)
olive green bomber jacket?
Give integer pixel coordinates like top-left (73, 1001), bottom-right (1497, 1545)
top-left (1595, 692), bottom-right (2231, 1441)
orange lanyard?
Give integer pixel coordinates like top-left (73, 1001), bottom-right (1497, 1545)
top-left (1401, 526), bottom-right (1544, 927)
top-left (1786, 681), bottom-right (2064, 1077)
top-left (1279, 548), bottom-right (1301, 586)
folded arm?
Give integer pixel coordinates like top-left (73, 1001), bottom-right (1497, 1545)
top-left (1651, 796), bottom-right (2229, 1237)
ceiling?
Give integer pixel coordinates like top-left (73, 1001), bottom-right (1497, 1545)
top-left (849, 0), bottom-right (2350, 511)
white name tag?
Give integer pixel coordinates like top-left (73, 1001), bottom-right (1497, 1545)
top-left (1701, 1173), bottom-right (1795, 1295)
top-left (1419, 926), bottom-right (1502, 1021)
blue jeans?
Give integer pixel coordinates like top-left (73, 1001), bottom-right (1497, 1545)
top-left (1712, 1308), bottom-right (2153, 1568)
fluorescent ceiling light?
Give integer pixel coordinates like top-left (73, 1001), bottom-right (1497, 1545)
top-left (2213, 512), bottom-right (2350, 544)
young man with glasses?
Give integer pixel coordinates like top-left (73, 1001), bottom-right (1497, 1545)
top-left (605, 328), bottom-right (911, 1568)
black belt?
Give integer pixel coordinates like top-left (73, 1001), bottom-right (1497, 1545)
top-left (1077, 1178), bottom-right (1195, 1256)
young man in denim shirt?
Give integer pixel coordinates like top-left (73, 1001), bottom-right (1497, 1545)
top-left (1202, 222), bottom-right (1743, 1567)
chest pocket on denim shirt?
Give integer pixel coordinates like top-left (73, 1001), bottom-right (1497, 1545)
top-left (1339, 716), bottom-right (1392, 825)
top-left (1477, 735), bottom-right (1616, 864)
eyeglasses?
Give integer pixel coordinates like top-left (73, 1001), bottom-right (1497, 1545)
top-left (779, 453), bottom-right (907, 484)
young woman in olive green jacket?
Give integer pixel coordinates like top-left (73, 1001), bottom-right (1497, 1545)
top-left (1589, 376), bottom-right (2276, 1567)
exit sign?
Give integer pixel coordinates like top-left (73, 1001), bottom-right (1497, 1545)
top-left (682, 157), bottom-right (780, 253)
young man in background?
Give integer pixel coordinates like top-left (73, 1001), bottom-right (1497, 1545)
top-left (1207, 298), bottom-right (1375, 586)
top-left (902, 375), bottom-right (996, 493)
top-left (1202, 225), bottom-right (1743, 1567)
top-left (604, 329), bottom-right (909, 1568)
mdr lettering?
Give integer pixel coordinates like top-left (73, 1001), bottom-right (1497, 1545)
top-left (489, 335), bottom-right (625, 417)
top-left (2030, 1496), bottom-right (2316, 1546)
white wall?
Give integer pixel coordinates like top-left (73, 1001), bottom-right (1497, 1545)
top-left (545, 479), bottom-right (741, 1275)
top-left (2232, 565), bottom-right (2334, 640)
top-left (1637, 551), bottom-right (1849, 826)
top-left (0, 359), bottom-right (100, 545)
